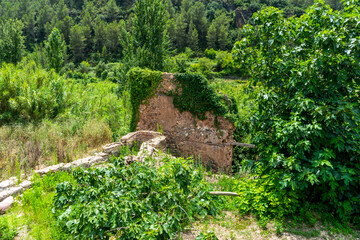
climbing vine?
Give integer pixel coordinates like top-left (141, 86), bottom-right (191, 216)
top-left (173, 73), bottom-right (236, 121)
top-left (127, 67), bottom-right (163, 131)
top-left (128, 69), bottom-right (237, 131)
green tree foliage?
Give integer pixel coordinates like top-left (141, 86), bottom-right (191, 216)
top-left (93, 17), bottom-right (107, 53)
top-left (69, 24), bottom-right (87, 63)
top-left (174, 13), bottom-right (188, 51)
top-left (104, 0), bottom-right (120, 22)
top-left (45, 28), bottom-right (66, 72)
top-left (0, 19), bottom-right (25, 65)
top-left (105, 20), bottom-right (124, 61)
top-left (188, 1), bottom-right (208, 49)
top-left (130, 0), bottom-right (169, 70)
top-left (233, 0), bottom-right (360, 223)
top-left (188, 21), bottom-right (199, 52)
top-left (0, 62), bottom-right (68, 124)
top-left (53, 155), bottom-right (218, 239)
top-left (207, 12), bottom-right (230, 50)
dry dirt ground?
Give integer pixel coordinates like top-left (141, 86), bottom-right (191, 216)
top-left (179, 211), bottom-right (360, 240)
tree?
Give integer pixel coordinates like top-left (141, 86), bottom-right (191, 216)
top-left (206, 12), bottom-right (230, 50)
top-left (105, 21), bottom-right (123, 60)
top-left (69, 24), bottom-right (87, 63)
top-left (0, 19), bottom-right (25, 65)
top-left (36, 4), bottom-right (54, 44)
top-left (174, 13), bottom-right (188, 51)
top-left (105, 0), bottom-right (120, 22)
top-left (45, 28), bottom-right (66, 72)
top-left (233, 1), bottom-right (360, 222)
top-left (129, 0), bottom-right (169, 70)
top-left (187, 21), bottom-right (199, 51)
top-left (206, 24), bottom-right (217, 49)
top-left (188, 2), bottom-right (208, 49)
top-left (93, 17), bottom-right (107, 53)
top-left (22, 12), bottom-right (37, 50)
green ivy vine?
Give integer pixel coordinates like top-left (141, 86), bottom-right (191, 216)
top-left (172, 73), bottom-right (237, 122)
top-left (128, 69), bottom-right (237, 131)
top-left (127, 67), bottom-right (163, 131)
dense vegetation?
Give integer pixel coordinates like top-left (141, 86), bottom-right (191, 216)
top-left (0, 0), bottom-right (343, 65)
top-left (1, 0), bottom-right (360, 239)
top-left (233, 0), bottom-right (360, 225)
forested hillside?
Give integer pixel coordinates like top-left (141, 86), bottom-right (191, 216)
top-left (0, 0), bottom-right (343, 64)
top-left (1, 0), bottom-right (359, 239)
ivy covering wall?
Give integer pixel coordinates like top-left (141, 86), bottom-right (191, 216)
top-left (128, 68), bottom-right (237, 131)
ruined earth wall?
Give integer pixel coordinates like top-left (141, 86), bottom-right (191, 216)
top-left (137, 73), bottom-right (235, 171)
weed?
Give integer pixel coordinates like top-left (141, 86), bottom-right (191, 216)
top-left (0, 217), bottom-right (17, 240)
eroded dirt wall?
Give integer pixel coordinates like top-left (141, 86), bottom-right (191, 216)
top-left (137, 73), bottom-right (235, 171)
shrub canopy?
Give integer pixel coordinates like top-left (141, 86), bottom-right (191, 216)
top-left (233, 0), bottom-right (360, 223)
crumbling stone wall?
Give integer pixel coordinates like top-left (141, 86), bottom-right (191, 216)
top-left (137, 73), bottom-right (236, 171)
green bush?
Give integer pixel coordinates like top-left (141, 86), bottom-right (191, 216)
top-left (204, 48), bottom-right (217, 59)
top-left (233, 1), bottom-right (360, 223)
top-left (214, 51), bottom-right (236, 74)
top-left (53, 156), bottom-right (218, 239)
top-left (235, 169), bottom-right (300, 220)
top-left (0, 61), bottom-right (69, 124)
top-left (0, 218), bottom-right (17, 240)
top-left (164, 53), bottom-right (190, 73)
top-left (189, 57), bottom-right (216, 79)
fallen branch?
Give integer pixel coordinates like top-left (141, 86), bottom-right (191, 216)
top-left (228, 142), bottom-right (257, 148)
top-left (209, 191), bottom-right (240, 197)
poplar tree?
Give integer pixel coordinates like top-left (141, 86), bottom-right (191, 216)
top-left (131, 0), bottom-right (169, 70)
top-left (45, 28), bottom-right (66, 72)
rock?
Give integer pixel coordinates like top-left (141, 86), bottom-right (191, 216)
top-left (102, 142), bottom-right (123, 156)
top-left (0, 186), bottom-right (22, 202)
top-left (19, 180), bottom-right (31, 190)
top-left (120, 131), bottom-right (163, 147)
top-left (137, 135), bottom-right (167, 162)
top-left (0, 196), bottom-right (14, 213)
top-left (137, 73), bottom-right (235, 171)
top-left (0, 178), bottom-right (17, 189)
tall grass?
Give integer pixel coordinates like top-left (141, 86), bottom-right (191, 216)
top-left (0, 60), bottom-right (131, 180)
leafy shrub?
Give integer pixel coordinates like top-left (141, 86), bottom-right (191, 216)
top-left (67, 79), bottom-right (130, 138)
top-left (0, 218), bottom-right (17, 240)
top-left (164, 53), bottom-right (190, 73)
top-left (204, 48), bottom-right (217, 59)
top-left (235, 169), bottom-right (300, 220)
top-left (53, 156), bottom-right (218, 239)
top-left (0, 61), bottom-right (69, 124)
top-left (233, 1), bottom-right (360, 223)
top-left (214, 51), bottom-right (236, 74)
top-left (189, 57), bottom-right (216, 79)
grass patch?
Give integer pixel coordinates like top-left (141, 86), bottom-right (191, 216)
top-left (1, 171), bottom-right (75, 239)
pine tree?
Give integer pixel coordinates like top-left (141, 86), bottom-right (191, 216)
top-left (93, 17), bottom-right (107, 53)
top-left (206, 24), bottom-right (216, 49)
top-left (174, 13), bottom-right (188, 51)
top-left (69, 24), bottom-right (86, 63)
top-left (45, 28), bottom-right (66, 72)
top-left (105, 0), bottom-right (120, 22)
top-left (187, 21), bottom-right (199, 52)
